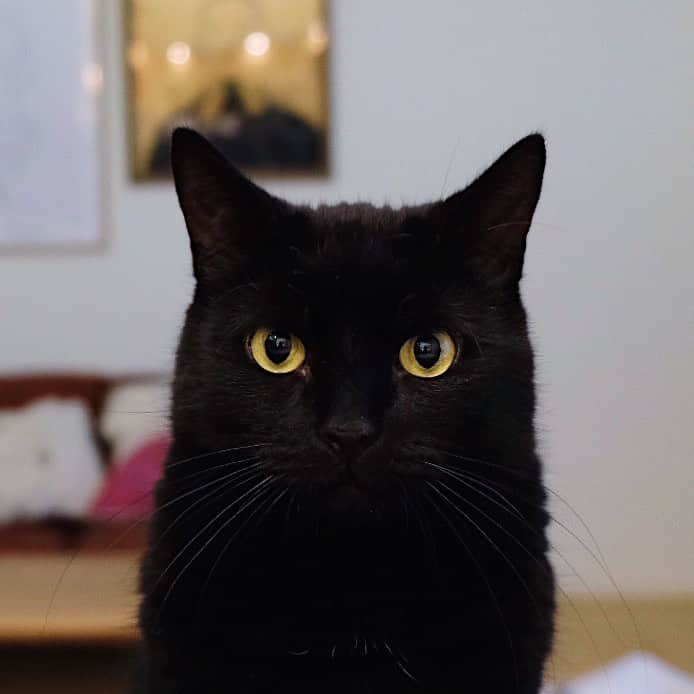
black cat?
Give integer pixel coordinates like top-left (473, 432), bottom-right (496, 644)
top-left (137, 129), bottom-right (555, 693)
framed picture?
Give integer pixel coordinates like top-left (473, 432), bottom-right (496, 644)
top-left (125, 0), bottom-right (330, 180)
top-left (0, 1), bottom-right (104, 250)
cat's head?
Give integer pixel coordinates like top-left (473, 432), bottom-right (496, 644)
top-left (168, 129), bottom-right (545, 523)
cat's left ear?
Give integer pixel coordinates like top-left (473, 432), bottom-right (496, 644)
top-left (434, 134), bottom-right (546, 289)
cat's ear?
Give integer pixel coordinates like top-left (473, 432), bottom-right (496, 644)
top-left (435, 134), bottom-right (546, 289)
top-left (171, 127), bottom-right (283, 283)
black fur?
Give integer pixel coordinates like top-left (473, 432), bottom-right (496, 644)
top-left (137, 129), bottom-right (555, 693)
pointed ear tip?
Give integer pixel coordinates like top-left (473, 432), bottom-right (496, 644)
top-left (518, 133), bottom-right (546, 162)
top-left (530, 132), bottom-right (546, 152)
top-left (170, 127), bottom-right (232, 176)
top-left (171, 127), bottom-right (206, 151)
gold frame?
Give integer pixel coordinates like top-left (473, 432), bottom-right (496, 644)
top-left (123, 0), bottom-right (331, 183)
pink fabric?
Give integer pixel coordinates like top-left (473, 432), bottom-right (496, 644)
top-left (90, 436), bottom-right (169, 521)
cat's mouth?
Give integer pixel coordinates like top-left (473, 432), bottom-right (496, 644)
top-left (330, 468), bottom-right (371, 500)
top-left (315, 460), bottom-right (396, 521)
top-left (337, 458), bottom-right (370, 488)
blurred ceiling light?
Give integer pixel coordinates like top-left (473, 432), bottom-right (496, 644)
top-left (306, 19), bottom-right (329, 55)
top-left (166, 41), bottom-right (191, 66)
top-left (81, 63), bottom-right (104, 95)
top-left (128, 41), bottom-right (149, 69)
top-left (244, 32), bottom-right (271, 58)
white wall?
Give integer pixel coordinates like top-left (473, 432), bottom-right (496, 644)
top-left (1, 1), bottom-right (692, 594)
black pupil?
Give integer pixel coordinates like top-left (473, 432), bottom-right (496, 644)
top-left (264, 332), bottom-right (292, 364)
top-left (414, 335), bottom-right (441, 368)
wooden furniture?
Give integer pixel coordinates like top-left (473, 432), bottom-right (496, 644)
top-left (0, 373), bottom-right (149, 645)
top-left (0, 523), bottom-right (144, 644)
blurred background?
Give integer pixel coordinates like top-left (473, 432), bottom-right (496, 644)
top-left (0, 1), bottom-right (692, 692)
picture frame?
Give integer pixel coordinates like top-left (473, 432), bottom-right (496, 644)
top-left (124, 0), bottom-right (330, 181)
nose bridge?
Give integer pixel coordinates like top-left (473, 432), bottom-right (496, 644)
top-left (324, 373), bottom-right (370, 422)
top-left (316, 332), bottom-right (388, 453)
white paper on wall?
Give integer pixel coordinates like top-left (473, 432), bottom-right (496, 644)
top-left (0, 0), bottom-right (101, 248)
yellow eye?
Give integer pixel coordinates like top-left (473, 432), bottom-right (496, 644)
top-left (250, 328), bottom-right (306, 374)
top-left (399, 331), bottom-right (456, 378)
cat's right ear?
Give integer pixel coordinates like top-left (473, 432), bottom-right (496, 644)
top-left (171, 128), bottom-right (281, 284)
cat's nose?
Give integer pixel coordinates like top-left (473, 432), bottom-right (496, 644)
top-left (319, 416), bottom-right (378, 456)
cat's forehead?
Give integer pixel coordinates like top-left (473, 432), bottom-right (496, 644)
top-left (292, 203), bottom-right (430, 295)
top-left (260, 203), bottom-right (449, 337)
top-left (311, 201), bottom-right (417, 225)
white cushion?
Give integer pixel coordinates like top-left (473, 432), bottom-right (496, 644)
top-left (99, 380), bottom-right (170, 463)
top-left (0, 398), bottom-right (103, 522)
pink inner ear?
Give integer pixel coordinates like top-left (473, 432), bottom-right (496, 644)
top-left (90, 435), bottom-right (169, 521)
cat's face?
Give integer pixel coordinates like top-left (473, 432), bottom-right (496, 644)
top-left (169, 129), bottom-right (545, 525)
